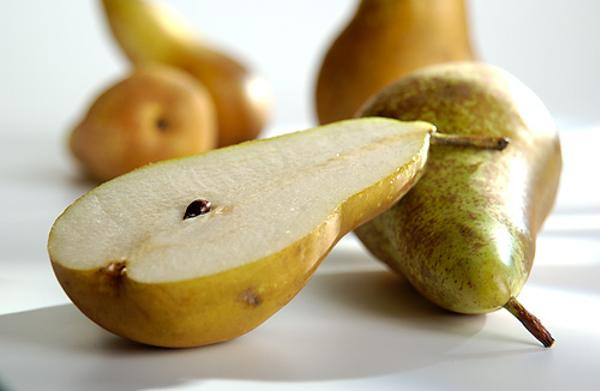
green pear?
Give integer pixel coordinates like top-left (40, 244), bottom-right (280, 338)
top-left (355, 62), bottom-right (562, 347)
top-left (49, 118), bottom-right (434, 348)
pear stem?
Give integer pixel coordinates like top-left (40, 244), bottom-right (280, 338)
top-left (504, 297), bottom-right (555, 348)
top-left (431, 133), bottom-right (509, 151)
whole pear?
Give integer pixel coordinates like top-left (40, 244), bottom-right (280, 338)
top-left (355, 62), bottom-right (562, 347)
top-left (70, 66), bottom-right (216, 182)
top-left (315, 0), bottom-right (474, 124)
top-left (102, 0), bottom-right (271, 147)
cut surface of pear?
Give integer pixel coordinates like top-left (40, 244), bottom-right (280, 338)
top-left (49, 118), bottom-right (433, 347)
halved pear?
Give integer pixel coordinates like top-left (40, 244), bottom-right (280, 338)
top-left (48, 118), bottom-right (433, 347)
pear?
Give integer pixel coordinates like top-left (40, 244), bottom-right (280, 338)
top-left (355, 63), bottom-right (562, 347)
top-left (49, 118), bottom-right (435, 348)
top-left (70, 66), bottom-right (216, 182)
top-left (315, 0), bottom-right (474, 124)
top-left (101, 0), bottom-right (271, 147)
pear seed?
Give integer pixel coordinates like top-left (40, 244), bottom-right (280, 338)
top-left (184, 199), bottom-right (212, 220)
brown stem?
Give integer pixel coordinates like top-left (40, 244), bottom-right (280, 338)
top-left (504, 297), bottom-right (555, 348)
top-left (431, 132), bottom-right (509, 151)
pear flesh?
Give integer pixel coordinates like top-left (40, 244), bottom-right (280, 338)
top-left (355, 63), bottom-right (561, 347)
top-left (49, 118), bottom-right (433, 347)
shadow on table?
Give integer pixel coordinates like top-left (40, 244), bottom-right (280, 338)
top-left (0, 249), bottom-right (542, 389)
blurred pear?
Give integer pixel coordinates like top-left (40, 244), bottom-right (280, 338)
top-left (316, 0), bottom-right (474, 124)
top-left (102, 0), bottom-right (271, 147)
top-left (70, 66), bottom-right (216, 182)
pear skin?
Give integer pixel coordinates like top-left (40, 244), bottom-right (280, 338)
top-left (355, 63), bottom-right (561, 347)
top-left (315, 0), bottom-right (474, 124)
top-left (101, 0), bottom-right (271, 147)
top-left (70, 66), bottom-right (216, 182)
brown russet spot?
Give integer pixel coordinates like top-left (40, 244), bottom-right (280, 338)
top-left (104, 261), bottom-right (127, 278)
top-left (456, 223), bottom-right (476, 240)
top-left (440, 193), bottom-right (459, 204)
top-left (99, 261), bottom-right (127, 297)
top-left (466, 162), bottom-right (482, 174)
top-left (450, 82), bottom-right (473, 100)
top-left (240, 288), bottom-right (262, 307)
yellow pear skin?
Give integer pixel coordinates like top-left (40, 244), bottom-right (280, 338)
top-left (70, 66), bottom-right (216, 182)
top-left (101, 0), bottom-right (271, 147)
top-left (51, 221), bottom-right (340, 348)
top-left (50, 118), bottom-right (433, 347)
top-left (355, 63), bottom-right (561, 347)
top-left (315, 0), bottom-right (474, 124)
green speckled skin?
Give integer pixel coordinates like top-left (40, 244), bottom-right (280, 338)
top-left (355, 63), bottom-right (562, 313)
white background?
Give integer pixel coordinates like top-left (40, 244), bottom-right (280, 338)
top-left (1, 0), bottom-right (599, 134)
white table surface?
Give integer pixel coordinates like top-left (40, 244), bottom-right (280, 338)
top-left (1, 123), bottom-right (599, 390)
